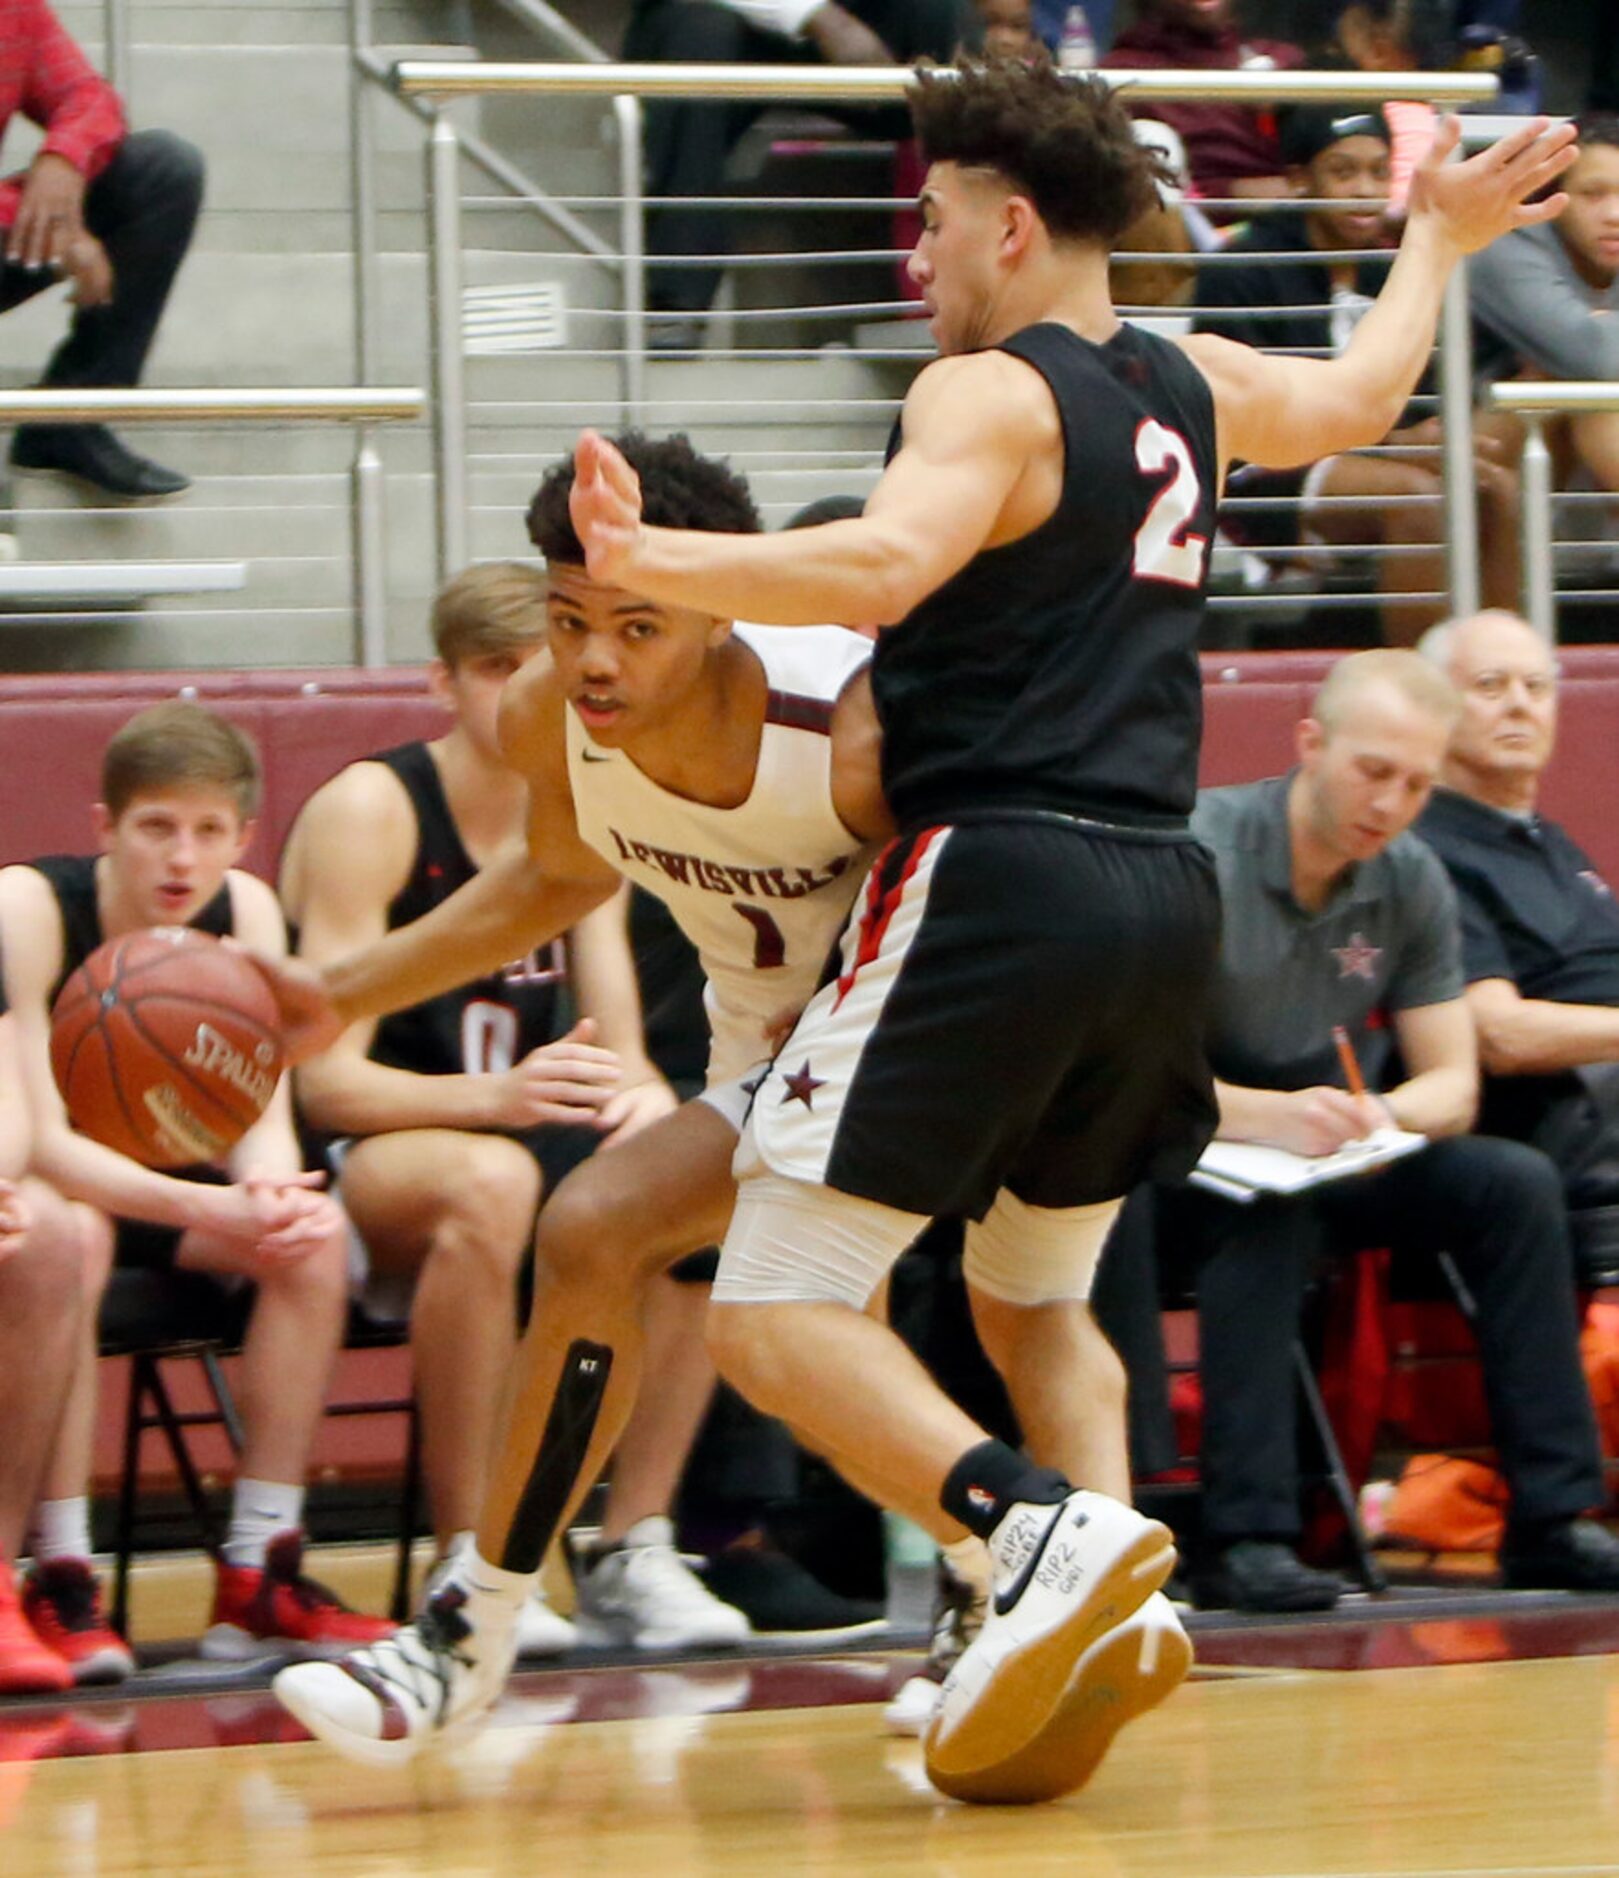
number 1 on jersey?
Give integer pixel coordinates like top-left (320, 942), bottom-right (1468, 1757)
top-left (1133, 418), bottom-right (1207, 589)
top-left (733, 903), bottom-right (787, 969)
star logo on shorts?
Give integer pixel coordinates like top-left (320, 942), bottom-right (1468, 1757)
top-left (780, 1061), bottom-right (825, 1109)
top-left (1332, 932), bottom-right (1382, 981)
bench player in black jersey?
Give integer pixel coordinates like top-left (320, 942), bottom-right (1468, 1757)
top-left (280, 562), bottom-right (749, 1654)
top-left (563, 65), bottom-right (1578, 1799)
top-left (0, 703), bottom-right (394, 1671)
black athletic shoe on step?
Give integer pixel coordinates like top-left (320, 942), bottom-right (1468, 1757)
top-left (1192, 1540), bottom-right (1344, 1614)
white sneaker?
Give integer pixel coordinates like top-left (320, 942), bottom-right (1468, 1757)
top-left (573, 1516), bottom-right (751, 1651)
top-left (929, 1590), bottom-right (1190, 1803)
top-left (272, 1584), bottom-right (517, 1768)
top-left (431, 1534), bottom-right (575, 1661)
top-left (923, 1489), bottom-right (1176, 1803)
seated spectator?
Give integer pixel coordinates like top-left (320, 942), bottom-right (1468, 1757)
top-left (1158, 649), bottom-right (1619, 1612)
top-left (1471, 114), bottom-right (1619, 496)
top-left (1101, 0), bottom-right (1305, 204)
top-left (0, 703), bottom-right (393, 1667)
top-left (1330, 1), bottom-right (1445, 213)
top-left (0, 0), bottom-right (203, 498)
top-left (1416, 610), bottom-right (1619, 1258)
top-left (624, 0), bottom-right (973, 341)
top-left (0, 1005), bottom-right (108, 1692)
top-left (1197, 105), bottom-right (1519, 644)
top-left (281, 566), bottom-right (749, 1655)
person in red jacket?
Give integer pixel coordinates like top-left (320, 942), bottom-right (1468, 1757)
top-left (0, 0), bottom-right (203, 499)
top-left (1101, 0), bottom-right (1304, 203)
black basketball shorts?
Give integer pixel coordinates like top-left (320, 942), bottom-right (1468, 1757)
top-left (743, 813), bottom-right (1221, 1220)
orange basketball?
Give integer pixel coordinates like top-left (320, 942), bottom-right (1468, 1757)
top-left (49, 928), bottom-right (284, 1169)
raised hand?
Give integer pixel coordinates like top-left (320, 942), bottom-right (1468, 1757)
top-left (232, 946), bottom-right (345, 1065)
top-left (1407, 114), bottom-right (1579, 257)
top-left (569, 430), bottom-right (644, 587)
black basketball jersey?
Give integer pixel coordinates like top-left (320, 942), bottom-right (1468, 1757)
top-left (365, 743), bottom-right (568, 1079)
top-left (872, 321), bottom-right (1218, 831)
top-left (33, 853), bottom-right (235, 1006)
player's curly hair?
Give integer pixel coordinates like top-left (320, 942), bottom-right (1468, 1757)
top-left (909, 60), bottom-right (1168, 248)
top-left (526, 431), bottom-right (761, 564)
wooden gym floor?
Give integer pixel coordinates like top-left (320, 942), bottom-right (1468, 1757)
top-left (4, 1570), bottom-right (1619, 1877)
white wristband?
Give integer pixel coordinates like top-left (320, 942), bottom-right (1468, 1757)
top-left (713, 0), bottom-right (826, 39)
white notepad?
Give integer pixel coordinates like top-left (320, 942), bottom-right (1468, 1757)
top-left (1189, 1127), bottom-right (1428, 1203)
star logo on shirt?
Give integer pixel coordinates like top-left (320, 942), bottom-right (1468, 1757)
top-left (1332, 932), bottom-right (1382, 981)
top-left (780, 1061), bottom-right (826, 1109)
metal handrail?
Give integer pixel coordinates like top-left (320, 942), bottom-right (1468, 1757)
top-left (1488, 382), bottom-right (1619, 642)
top-left (391, 62), bottom-right (1500, 103)
top-left (0, 385), bottom-right (424, 668)
top-left (0, 389), bottom-right (422, 423)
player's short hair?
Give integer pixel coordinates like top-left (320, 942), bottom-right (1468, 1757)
top-left (909, 61), bottom-right (1168, 248)
top-left (102, 702), bottom-right (263, 821)
top-left (1574, 112), bottom-right (1619, 156)
top-left (430, 561), bottom-right (548, 669)
top-left (1312, 648), bottom-right (1461, 737)
top-left (526, 431), bottom-right (761, 565)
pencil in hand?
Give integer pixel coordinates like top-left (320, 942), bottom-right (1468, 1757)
top-left (1332, 1023), bottom-right (1367, 1101)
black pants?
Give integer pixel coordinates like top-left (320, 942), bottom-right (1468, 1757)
top-left (1160, 1135), bottom-right (1603, 1543)
top-left (0, 130), bottom-right (204, 394)
top-left (623, 0), bottom-right (970, 313)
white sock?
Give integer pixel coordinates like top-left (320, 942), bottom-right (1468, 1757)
top-left (455, 1544), bottom-right (536, 1629)
top-left (31, 1496), bottom-right (93, 1563)
top-left (224, 1478), bottom-right (306, 1569)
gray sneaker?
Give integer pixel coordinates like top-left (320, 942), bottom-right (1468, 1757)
top-left (884, 1543), bottom-right (990, 1737)
top-left (574, 1517), bottom-right (751, 1651)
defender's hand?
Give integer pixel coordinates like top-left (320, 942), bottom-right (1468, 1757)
top-left (570, 430), bottom-right (645, 587)
top-left (233, 948), bottom-right (345, 1065)
top-left (1407, 115), bottom-right (1578, 258)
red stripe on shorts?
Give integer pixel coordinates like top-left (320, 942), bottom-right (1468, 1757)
top-left (833, 825), bottom-right (943, 1009)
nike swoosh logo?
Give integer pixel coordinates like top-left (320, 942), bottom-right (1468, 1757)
top-left (581, 750), bottom-right (612, 763)
top-left (992, 1506), bottom-right (1085, 1618)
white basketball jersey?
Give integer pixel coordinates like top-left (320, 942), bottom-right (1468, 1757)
top-left (567, 623), bottom-right (874, 1083)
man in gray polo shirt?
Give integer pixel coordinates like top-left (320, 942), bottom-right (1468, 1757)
top-left (1164, 649), bottom-right (1619, 1612)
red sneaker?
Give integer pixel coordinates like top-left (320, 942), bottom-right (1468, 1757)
top-left (201, 1532), bottom-right (396, 1662)
top-left (22, 1559), bottom-right (135, 1685)
top-left (0, 1557), bottom-right (72, 1695)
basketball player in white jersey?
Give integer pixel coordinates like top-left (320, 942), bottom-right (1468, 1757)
top-left (273, 433), bottom-right (1144, 1768)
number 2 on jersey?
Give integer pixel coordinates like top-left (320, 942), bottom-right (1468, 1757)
top-left (1133, 418), bottom-right (1207, 589)
top-left (733, 903), bottom-right (787, 969)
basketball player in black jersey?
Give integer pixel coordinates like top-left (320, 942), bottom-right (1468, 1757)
top-left (564, 65), bottom-right (1579, 1799)
top-left (281, 562), bottom-right (750, 1653)
top-left (0, 703), bottom-right (394, 1670)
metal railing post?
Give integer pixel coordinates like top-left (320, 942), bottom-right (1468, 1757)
top-left (615, 94), bottom-right (646, 424)
top-left (427, 112), bottom-right (470, 582)
top-left (103, 0), bottom-right (129, 101)
top-left (350, 0), bottom-right (382, 385)
top-left (352, 430), bottom-right (390, 666)
top-left (1519, 414), bottom-right (1555, 641)
top-left (1439, 265), bottom-right (1480, 619)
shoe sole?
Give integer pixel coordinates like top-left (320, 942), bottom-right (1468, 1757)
top-left (574, 1612), bottom-right (753, 1651)
top-left (67, 1645), bottom-right (136, 1686)
top-left (201, 1623), bottom-right (386, 1664)
top-left (924, 1523), bottom-right (1174, 1794)
top-left (926, 1603), bottom-right (1192, 1805)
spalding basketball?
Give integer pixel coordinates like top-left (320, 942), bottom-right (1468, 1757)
top-left (50, 928), bottom-right (284, 1168)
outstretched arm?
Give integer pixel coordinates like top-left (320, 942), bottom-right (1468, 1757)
top-left (1182, 116), bottom-right (1578, 471)
top-left (567, 350), bottom-right (1053, 630)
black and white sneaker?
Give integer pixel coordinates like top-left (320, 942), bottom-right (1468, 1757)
top-left (273, 1585), bottom-right (518, 1768)
top-left (923, 1489), bottom-right (1176, 1802)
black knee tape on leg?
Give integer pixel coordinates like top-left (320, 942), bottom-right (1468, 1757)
top-left (499, 1338), bottom-right (614, 1574)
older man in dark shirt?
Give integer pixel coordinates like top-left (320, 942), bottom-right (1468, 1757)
top-left (1101, 0), bottom-right (1304, 202)
top-left (0, 0), bottom-right (203, 498)
top-left (1418, 610), bottom-right (1619, 1268)
top-left (1165, 648), bottom-right (1618, 1613)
